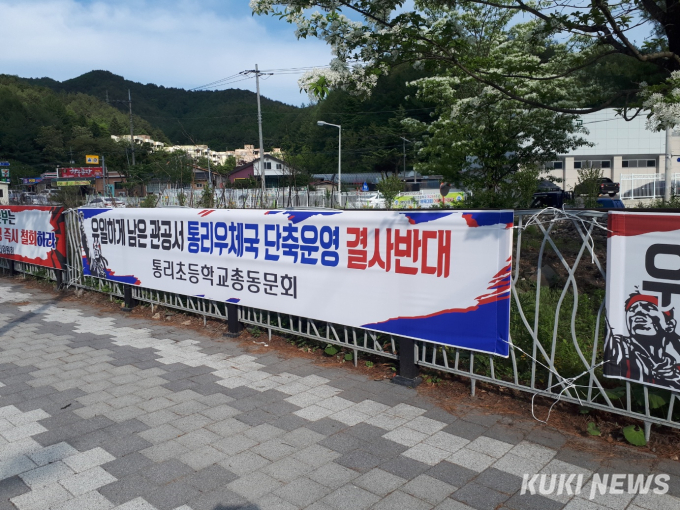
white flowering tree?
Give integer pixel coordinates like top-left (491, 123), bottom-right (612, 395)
top-left (641, 71), bottom-right (680, 130)
top-left (251, 0), bottom-right (680, 115)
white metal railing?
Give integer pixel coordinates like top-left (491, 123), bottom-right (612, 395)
top-left (619, 173), bottom-right (680, 200)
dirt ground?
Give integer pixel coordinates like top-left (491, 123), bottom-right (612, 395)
top-left (6, 274), bottom-right (680, 462)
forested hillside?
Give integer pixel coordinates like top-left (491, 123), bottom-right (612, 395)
top-left (0, 75), bottom-right (162, 180)
top-left (28, 71), bottom-right (304, 151)
top-left (1, 67), bottom-right (434, 180)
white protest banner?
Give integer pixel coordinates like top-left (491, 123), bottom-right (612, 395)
top-left (605, 211), bottom-right (680, 390)
top-left (77, 208), bottom-right (513, 355)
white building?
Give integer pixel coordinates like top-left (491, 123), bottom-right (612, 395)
top-left (0, 182), bottom-right (8, 205)
top-left (545, 109), bottom-right (680, 193)
top-left (110, 136), bottom-right (282, 167)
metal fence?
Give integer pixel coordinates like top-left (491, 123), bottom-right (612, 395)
top-left (3, 207), bottom-right (678, 439)
top-left (620, 173), bottom-right (680, 201)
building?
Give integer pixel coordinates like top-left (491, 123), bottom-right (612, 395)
top-left (110, 135), bottom-right (283, 167)
top-left (545, 109), bottom-right (680, 191)
top-left (221, 156), bottom-right (290, 188)
top-left (0, 182), bottom-right (8, 205)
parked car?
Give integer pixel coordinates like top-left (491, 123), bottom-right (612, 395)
top-left (596, 197), bottom-right (625, 208)
top-left (84, 197), bottom-right (125, 208)
top-left (574, 177), bottom-right (620, 197)
top-left (530, 180), bottom-right (573, 208)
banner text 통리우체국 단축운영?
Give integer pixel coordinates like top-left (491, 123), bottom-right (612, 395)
top-left (605, 211), bottom-right (680, 390)
top-left (77, 208), bottom-right (513, 355)
top-left (0, 206), bottom-right (66, 269)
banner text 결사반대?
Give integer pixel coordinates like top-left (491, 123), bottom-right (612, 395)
top-left (77, 208), bottom-right (513, 355)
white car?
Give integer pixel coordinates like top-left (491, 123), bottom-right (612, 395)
top-left (85, 197), bottom-right (125, 208)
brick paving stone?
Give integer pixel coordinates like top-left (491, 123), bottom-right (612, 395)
top-left (371, 490), bottom-right (434, 510)
top-left (320, 484), bottom-right (381, 510)
top-left (308, 462), bottom-right (361, 489)
top-left (227, 470), bottom-right (282, 499)
top-left (1, 280), bottom-right (678, 510)
top-left (402, 474), bottom-right (457, 505)
top-left (353, 468), bottom-right (407, 496)
top-left (335, 449), bottom-right (382, 473)
top-left (274, 476), bottom-right (332, 507)
top-left (452, 481), bottom-right (510, 510)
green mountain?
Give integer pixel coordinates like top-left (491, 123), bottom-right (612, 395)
top-left (27, 70), bottom-right (303, 151)
top-left (0, 74), bottom-right (161, 179)
top-left (1, 67), bottom-right (434, 182)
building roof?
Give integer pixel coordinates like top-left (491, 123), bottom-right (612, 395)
top-left (228, 155), bottom-right (288, 176)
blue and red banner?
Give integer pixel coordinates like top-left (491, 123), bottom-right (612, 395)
top-left (77, 208), bottom-right (513, 355)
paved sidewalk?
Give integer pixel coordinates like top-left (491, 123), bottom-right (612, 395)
top-left (0, 279), bottom-right (678, 510)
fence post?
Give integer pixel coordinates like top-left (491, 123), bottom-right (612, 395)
top-left (224, 303), bottom-right (242, 337)
top-left (122, 285), bottom-right (136, 311)
top-left (54, 269), bottom-right (64, 290)
top-left (8, 260), bottom-right (15, 277)
top-left (393, 337), bottom-right (422, 388)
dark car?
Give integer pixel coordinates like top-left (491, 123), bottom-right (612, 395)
top-left (530, 180), bottom-right (573, 208)
top-left (574, 177), bottom-right (620, 197)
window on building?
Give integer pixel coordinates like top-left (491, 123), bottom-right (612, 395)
top-left (264, 162), bottom-right (272, 170)
top-left (549, 161), bottom-right (563, 169)
top-left (622, 160), bottom-right (657, 168)
top-left (574, 161), bottom-right (582, 169)
top-left (276, 163), bottom-right (282, 170)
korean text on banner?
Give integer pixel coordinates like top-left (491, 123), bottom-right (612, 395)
top-left (605, 211), bottom-right (680, 390)
top-left (77, 208), bottom-right (514, 355)
top-left (0, 206), bottom-right (67, 269)
top-left (60, 167), bottom-right (103, 178)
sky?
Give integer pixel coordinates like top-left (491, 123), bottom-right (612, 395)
top-left (0, 0), bottom-right (332, 106)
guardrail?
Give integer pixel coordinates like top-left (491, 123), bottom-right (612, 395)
top-left (3, 207), bottom-right (678, 440)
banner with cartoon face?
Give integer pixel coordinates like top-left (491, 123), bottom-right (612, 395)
top-left (0, 206), bottom-right (66, 269)
top-left (605, 211), bottom-right (680, 390)
top-left (77, 208), bottom-right (514, 355)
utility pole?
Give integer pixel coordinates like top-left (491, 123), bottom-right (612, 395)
top-left (128, 90), bottom-right (135, 166)
top-left (665, 125), bottom-right (673, 202)
top-left (400, 137), bottom-right (411, 180)
top-left (107, 90), bottom-right (135, 166)
top-left (102, 155), bottom-right (107, 195)
top-left (244, 65), bottom-right (272, 206)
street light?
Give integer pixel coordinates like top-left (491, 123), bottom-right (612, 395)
top-left (317, 121), bottom-right (341, 208)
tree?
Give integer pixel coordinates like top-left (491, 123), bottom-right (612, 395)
top-left (251, 0), bottom-right (679, 116)
top-left (405, 74), bottom-right (589, 207)
top-left (376, 174), bottom-right (404, 209)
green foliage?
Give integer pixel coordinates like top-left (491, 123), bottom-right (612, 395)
top-left (574, 165), bottom-right (603, 208)
top-left (344, 352), bottom-right (354, 362)
top-left (376, 175), bottom-right (404, 209)
top-left (635, 196), bottom-right (680, 209)
top-left (140, 194), bottom-right (158, 208)
top-left (200, 184), bottom-right (215, 209)
top-left (622, 425), bottom-right (647, 446)
top-left (586, 422), bottom-right (601, 436)
top-left (324, 345), bottom-right (339, 356)
top-left (365, 361), bottom-right (374, 368)
top-left (54, 187), bottom-right (84, 209)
